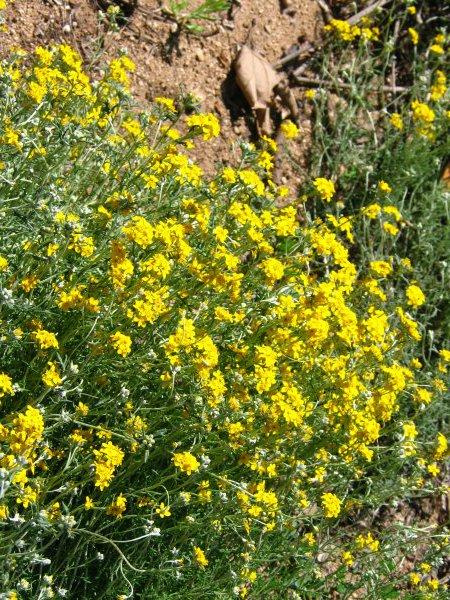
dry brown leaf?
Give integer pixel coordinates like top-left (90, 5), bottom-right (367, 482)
top-left (234, 45), bottom-right (282, 134)
top-left (440, 159), bottom-right (450, 189)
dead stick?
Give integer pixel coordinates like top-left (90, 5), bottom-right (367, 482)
top-left (293, 75), bottom-right (408, 93)
top-left (314, 0), bottom-right (332, 24)
top-left (390, 20), bottom-right (400, 99)
top-left (347, 0), bottom-right (394, 25)
top-left (274, 43), bottom-right (314, 69)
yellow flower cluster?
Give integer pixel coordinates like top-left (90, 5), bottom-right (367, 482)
top-left (173, 451), bottom-right (200, 475)
top-left (0, 40), bottom-right (447, 597)
top-left (313, 177), bottom-right (335, 201)
top-left (93, 442), bottom-right (125, 490)
top-left (325, 18), bottom-right (379, 42)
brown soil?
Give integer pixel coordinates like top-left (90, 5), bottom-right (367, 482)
top-left (1, 0), bottom-right (322, 185)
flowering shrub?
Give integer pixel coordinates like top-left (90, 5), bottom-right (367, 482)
top-left (0, 27), bottom-right (448, 600)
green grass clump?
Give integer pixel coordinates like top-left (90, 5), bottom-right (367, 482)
top-left (301, 0), bottom-right (449, 357)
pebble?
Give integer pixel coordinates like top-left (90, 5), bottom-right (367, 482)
top-left (195, 48), bottom-right (204, 62)
top-left (62, 24), bottom-right (71, 34)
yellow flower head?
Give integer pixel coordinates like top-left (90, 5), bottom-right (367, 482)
top-left (321, 492), bottom-right (341, 518)
top-left (173, 451), bottom-right (200, 475)
top-left (406, 284), bottom-right (425, 308)
top-left (280, 120), bottom-right (300, 139)
top-left (313, 177), bottom-right (335, 202)
top-left (193, 546), bottom-right (209, 567)
top-left (110, 331), bottom-right (132, 357)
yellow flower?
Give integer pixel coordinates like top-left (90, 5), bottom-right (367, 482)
top-left (434, 432), bottom-right (448, 460)
top-left (341, 551), bottom-right (354, 566)
top-left (427, 462), bottom-right (439, 477)
top-left (21, 275), bottom-right (39, 292)
top-left (110, 331), bottom-right (132, 357)
top-left (411, 100), bottom-right (435, 124)
top-left (186, 113), bottom-right (220, 140)
top-left (193, 546), bottom-right (208, 567)
top-left (429, 44), bottom-right (444, 55)
top-left (378, 180), bottom-right (392, 194)
top-left (383, 205), bottom-right (402, 221)
top-left (33, 329), bottom-right (59, 350)
top-left (408, 28), bottom-right (419, 45)
top-left (389, 112), bottom-right (403, 130)
top-left (155, 502), bottom-right (171, 518)
top-left (356, 532), bottom-right (379, 552)
top-left (362, 203), bottom-right (382, 218)
top-left (173, 451), bottom-right (200, 475)
top-left (0, 255), bottom-right (8, 271)
top-left (260, 257), bottom-right (285, 283)
top-left (406, 284), bottom-right (425, 308)
top-left (303, 532), bottom-right (316, 546)
top-left (0, 372), bottom-right (14, 398)
top-left (93, 442), bottom-right (124, 490)
top-left (47, 243), bottom-right (59, 257)
top-left (69, 234), bottom-right (95, 258)
top-left (427, 578), bottom-right (439, 590)
top-left (42, 361), bottom-right (62, 387)
top-left (122, 215), bottom-right (154, 248)
top-left (76, 401), bottom-right (89, 416)
top-left (280, 120), bottom-right (300, 139)
top-left (313, 177), bottom-right (335, 202)
top-left (370, 260), bottom-right (393, 277)
top-left (383, 222), bottom-right (398, 236)
top-left (430, 70), bottom-right (447, 101)
top-left (414, 387), bottom-right (432, 405)
top-left (321, 492), bottom-right (341, 518)
top-left (155, 96), bottom-right (176, 112)
top-left (325, 19), bottom-right (360, 42)
top-left (107, 493), bottom-right (127, 518)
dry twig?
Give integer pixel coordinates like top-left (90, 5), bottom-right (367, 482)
top-left (273, 42), bottom-right (314, 69)
top-left (314, 0), bottom-right (332, 24)
top-left (347, 0), bottom-right (394, 26)
top-left (293, 74), bottom-right (408, 94)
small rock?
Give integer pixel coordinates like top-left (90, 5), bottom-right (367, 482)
top-left (264, 23), bottom-right (271, 34)
top-left (195, 48), bottom-right (204, 62)
top-left (62, 23), bottom-right (71, 34)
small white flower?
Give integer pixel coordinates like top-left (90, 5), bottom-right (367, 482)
top-left (200, 454), bottom-right (211, 468)
top-left (18, 579), bottom-right (31, 591)
top-left (9, 513), bottom-right (26, 525)
top-left (61, 515), bottom-right (76, 528)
